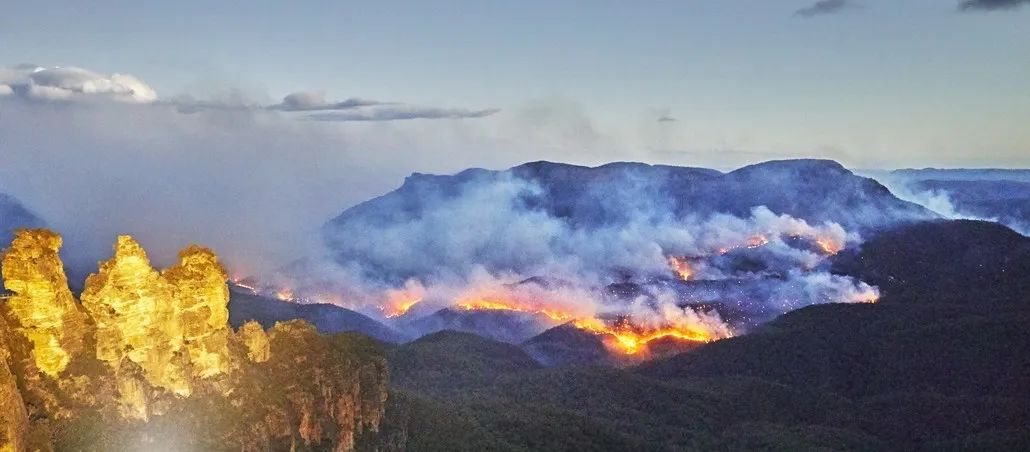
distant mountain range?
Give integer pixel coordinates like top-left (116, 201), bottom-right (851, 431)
top-left (228, 285), bottom-right (409, 344)
top-left (0, 192), bottom-right (44, 248)
top-left (323, 159), bottom-right (935, 283)
top-left (879, 168), bottom-right (1030, 235)
top-left (363, 219), bottom-right (1030, 451)
top-left (2, 161), bottom-right (1028, 450)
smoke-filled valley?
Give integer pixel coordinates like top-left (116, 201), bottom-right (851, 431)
top-left (1, 160), bottom-right (1028, 450)
top-left (4, 3), bottom-right (1030, 449)
top-left (227, 159), bottom-right (910, 360)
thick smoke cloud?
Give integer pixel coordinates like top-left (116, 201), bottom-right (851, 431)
top-left (959, 0), bottom-right (1030, 11)
top-left (0, 62), bottom-right (887, 339)
top-left (795, 0), bottom-right (856, 18)
top-left (0, 68), bottom-right (636, 281)
top-left (302, 172), bottom-right (876, 335)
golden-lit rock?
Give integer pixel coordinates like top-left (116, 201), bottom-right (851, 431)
top-left (0, 318), bottom-right (30, 452)
top-left (1, 229), bottom-right (88, 377)
top-left (115, 364), bottom-right (150, 422)
top-left (0, 229), bottom-right (388, 451)
top-left (238, 321), bottom-right (270, 363)
top-left (80, 235), bottom-right (189, 396)
top-left (164, 245), bottom-right (231, 378)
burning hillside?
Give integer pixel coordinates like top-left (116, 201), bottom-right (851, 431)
top-left (250, 199), bottom-right (874, 358)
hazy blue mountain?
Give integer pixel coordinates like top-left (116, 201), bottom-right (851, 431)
top-left (0, 192), bottom-right (45, 248)
top-left (228, 285), bottom-right (409, 343)
top-left (324, 159), bottom-right (935, 283)
top-left (885, 168), bottom-right (1030, 235)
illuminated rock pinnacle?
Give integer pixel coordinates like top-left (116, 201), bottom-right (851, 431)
top-left (80, 235), bottom-right (189, 396)
top-left (164, 245), bottom-right (232, 378)
top-left (237, 321), bottom-right (270, 363)
top-left (1, 229), bottom-right (88, 377)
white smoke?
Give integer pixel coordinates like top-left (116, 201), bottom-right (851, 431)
top-left (273, 172), bottom-right (878, 338)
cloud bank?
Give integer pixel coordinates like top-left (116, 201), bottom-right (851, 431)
top-left (795, 0), bottom-right (856, 18)
top-left (0, 64), bottom-right (498, 122)
top-left (0, 65), bottom-right (157, 103)
top-left (959, 0), bottom-right (1030, 10)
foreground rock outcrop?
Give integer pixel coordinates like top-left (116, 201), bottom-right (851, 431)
top-left (0, 229), bottom-right (387, 451)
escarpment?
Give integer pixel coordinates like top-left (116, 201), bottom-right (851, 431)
top-left (0, 229), bottom-right (387, 452)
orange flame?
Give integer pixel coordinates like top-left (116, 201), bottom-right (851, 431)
top-left (383, 297), bottom-right (422, 318)
top-left (746, 235), bottom-right (769, 249)
top-left (815, 237), bottom-right (843, 255)
top-left (456, 298), bottom-right (574, 322)
top-left (232, 281), bottom-right (258, 294)
top-left (667, 256), bottom-right (693, 281)
top-left (274, 288), bottom-right (294, 301)
top-left (572, 317), bottom-right (715, 354)
top-left (449, 291), bottom-right (727, 355)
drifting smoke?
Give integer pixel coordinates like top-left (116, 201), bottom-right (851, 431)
top-left (0, 63), bottom-right (896, 353)
top-left (262, 169), bottom-right (880, 349)
top-left (874, 170), bottom-right (1030, 236)
top-left (0, 66), bottom-right (631, 280)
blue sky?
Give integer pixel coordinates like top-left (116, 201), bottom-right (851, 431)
top-left (3, 1), bottom-right (1029, 168)
top-left (0, 0), bottom-right (1028, 271)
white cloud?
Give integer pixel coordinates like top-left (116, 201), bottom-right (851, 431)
top-left (0, 64), bottom-right (497, 122)
top-left (1, 65), bottom-right (157, 103)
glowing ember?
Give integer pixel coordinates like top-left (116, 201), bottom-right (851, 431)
top-left (383, 297), bottom-right (422, 318)
top-left (274, 288), bottom-right (295, 301)
top-left (231, 280), bottom-right (259, 293)
top-left (667, 256), bottom-right (694, 281)
top-left (456, 299), bottom-right (575, 322)
top-left (815, 237), bottom-right (843, 255)
top-left (746, 235), bottom-right (770, 249)
top-left (572, 317), bottom-right (717, 355)
top-left (856, 292), bottom-right (880, 304)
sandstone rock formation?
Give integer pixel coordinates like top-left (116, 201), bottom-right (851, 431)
top-left (163, 245), bottom-right (232, 378)
top-left (1, 229), bottom-right (88, 377)
top-left (0, 229), bottom-right (387, 451)
top-left (80, 235), bottom-right (190, 396)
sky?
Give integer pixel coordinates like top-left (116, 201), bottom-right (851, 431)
top-left (0, 0), bottom-right (1028, 272)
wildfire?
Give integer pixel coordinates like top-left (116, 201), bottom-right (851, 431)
top-left (383, 297), bottom-right (422, 318)
top-left (746, 235), bottom-right (769, 249)
top-left (274, 288), bottom-right (295, 301)
top-left (815, 237), bottom-right (843, 255)
top-left (667, 256), bottom-right (694, 281)
top-left (572, 317), bottom-right (716, 355)
top-left (715, 234), bottom-right (770, 255)
top-left (230, 279), bottom-right (259, 293)
top-left (456, 299), bottom-right (574, 322)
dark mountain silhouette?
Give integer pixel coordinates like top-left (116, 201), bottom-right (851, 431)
top-left (0, 192), bottom-right (45, 248)
top-left (228, 285), bottom-right (409, 343)
top-left (324, 159), bottom-right (935, 282)
top-left (358, 219), bottom-right (1030, 451)
top-left (521, 323), bottom-right (613, 366)
top-left (887, 168), bottom-right (1030, 235)
top-left (397, 307), bottom-right (555, 344)
top-left (832, 219), bottom-right (1030, 304)
top-left (388, 330), bottom-right (541, 397)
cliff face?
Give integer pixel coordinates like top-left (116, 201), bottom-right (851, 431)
top-left (1, 230), bottom-right (88, 377)
top-left (81, 235), bottom-right (190, 397)
top-left (0, 317), bottom-right (29, 452)
top-left (164, 245), bottom-right (232, 379)
top-left (0, 229), bottom-right (387, 451)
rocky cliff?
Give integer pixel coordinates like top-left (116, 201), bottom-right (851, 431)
top-left (0, 229), bottom-right (388, 451)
